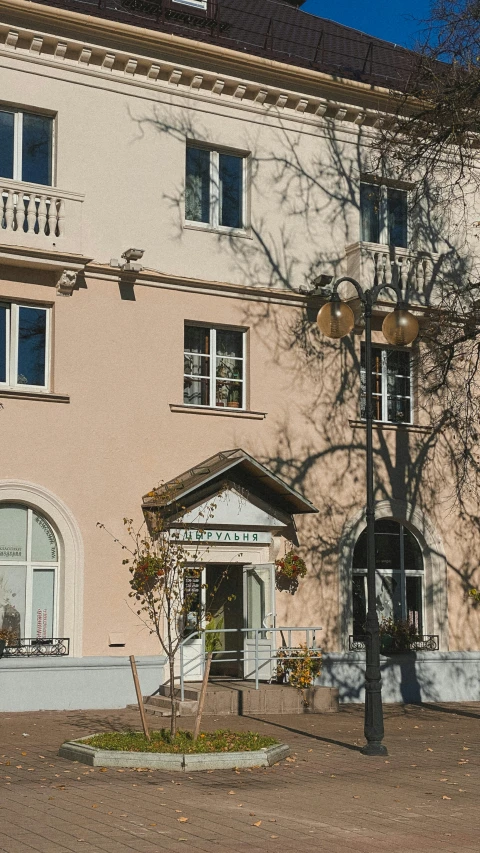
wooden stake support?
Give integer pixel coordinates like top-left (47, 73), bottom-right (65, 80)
top-left (129, 654), bottom-right (150, 741)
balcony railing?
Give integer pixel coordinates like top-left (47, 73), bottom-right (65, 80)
top-left (349, 635), bottom-right (439, 652)
top-left (346, 241), bottom-right (439, 300)
top-left (1, 178), bottom-right (84, 254)
top-left (0, 638), bottom-right (70, 657)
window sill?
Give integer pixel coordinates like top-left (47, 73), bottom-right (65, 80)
top-left (349, 419), bottom-right (432, 434)
top-left (0, 388), bottom-right (70, 403)
top-left (183, 222), bottom-right (252, 239)
top-left (170, 403), bottom-right (266, 420)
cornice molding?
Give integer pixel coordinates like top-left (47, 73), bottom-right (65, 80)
top-left (0, 1), bottom-right (397, 127)
top-left (86, 263), bottom-right (308, 306)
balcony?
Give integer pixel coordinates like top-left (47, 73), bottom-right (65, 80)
top-left (1, 178), bottom-right (84, 255)
top-left (346, 241), bottom-right (439, 302)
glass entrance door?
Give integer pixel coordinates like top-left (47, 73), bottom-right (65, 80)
top-left (243, 564), bottom-right (275, 681)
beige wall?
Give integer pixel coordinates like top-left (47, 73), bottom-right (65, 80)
top-left (0, 3), bottom-right (479, 660)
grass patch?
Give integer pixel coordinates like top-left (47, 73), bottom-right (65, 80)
top-left (83, 729), bottom-right (279, 754)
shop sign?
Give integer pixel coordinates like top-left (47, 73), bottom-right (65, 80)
top-left (172, 529), bottom-right (271, 544)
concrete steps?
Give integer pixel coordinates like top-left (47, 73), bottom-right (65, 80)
top-left (133, 680), bottom-right (339, 717)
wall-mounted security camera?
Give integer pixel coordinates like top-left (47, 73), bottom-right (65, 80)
top-left (121, 248), bottom-right (144, 263)
top-left (110, 248), bottom-right (145, 274)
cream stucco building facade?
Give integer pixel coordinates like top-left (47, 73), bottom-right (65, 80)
top-left (0, 0), bottom-right (479, 710)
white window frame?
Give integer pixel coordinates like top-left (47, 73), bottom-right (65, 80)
top-left (0, 108), bottom-right (54, 186)
top-left (360, 181), bottom-right (409, 247)
top-left (173, 0), bottom-right (207, 8)
top-left (184, 324), bottom-right (247, 410)
top-left (352, 522), bottom-right (425, 633)
top-left (361, 344), bottom-right (413, 425)
top-left (0, 505), bottom-right (60, 640)
top-left (185, 144), bottom-right (248, 234)
top-left (0, 301), bottom-right (51, 392)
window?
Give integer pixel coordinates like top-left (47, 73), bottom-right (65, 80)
top-left (0, 504), bottom-right (59, 640)
top-left (352, 519), bottom-right (424, 636)
top-left (173, 0), bottom-right (207, 8)
top-left (0, 302), bottom-right (50, 390)
top-left (360, 182), bottom-right (408, 248)
top-left (360, 345), bottom-right (412, 424)
top-left (185, 146), bottom-right (246, 230)
top-left (0, 109), bottom-right (53, 186)
top-left (184, 325), bottom-right (245, 408)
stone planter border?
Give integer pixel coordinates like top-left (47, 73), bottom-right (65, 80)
top-left (59, 735), bottom-right (290, 771)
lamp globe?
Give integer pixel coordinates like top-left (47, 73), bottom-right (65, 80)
top-left (382, 308), bottom-right (419, 346)
top-left (317, 300), bottom-right (355, 339)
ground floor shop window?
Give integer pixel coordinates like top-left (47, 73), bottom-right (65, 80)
top-left (0, 503), bottom-right (58, 640)
top-left (352, 518), bottom-right (424, 636)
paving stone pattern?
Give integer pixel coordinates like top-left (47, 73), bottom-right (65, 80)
top-left (0, 703), bottom-right (478, 852)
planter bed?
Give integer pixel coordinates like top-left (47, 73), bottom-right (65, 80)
top-left (59, 730), bottom-right (290, 771)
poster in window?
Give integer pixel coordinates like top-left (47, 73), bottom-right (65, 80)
top-left (31, 570), bottom-right (55, 639)
top-left (0, 565), bottom-right (26, 638)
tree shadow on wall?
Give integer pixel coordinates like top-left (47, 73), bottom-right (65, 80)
top-left (128, 101), bottom-right (480, 663)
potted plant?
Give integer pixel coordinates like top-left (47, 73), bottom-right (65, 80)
top-left (379, 617), bottom-right (422, 653)
top-left (0, 628), bottom-right (19, 658)
top-left (275, 550), bottom-right (307, 594)
top-left (276, 644), bottom-right (322, 702)
top-left (227, 385), bottom-right (241, 408)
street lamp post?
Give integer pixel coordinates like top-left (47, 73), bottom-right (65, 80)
top-left (317, 277), bottom-right (419, 756)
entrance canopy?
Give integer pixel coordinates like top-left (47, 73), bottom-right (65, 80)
top-left (142, 449), bottom-right (317, 536)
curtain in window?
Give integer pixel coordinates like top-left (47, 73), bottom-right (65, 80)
top-left (185, 147), bottom-right (210, 222)
top-left (360, 183), bottom-right (380, 243)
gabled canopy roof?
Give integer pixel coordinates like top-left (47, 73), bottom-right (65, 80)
top-left (142, 449), bottom-right (318, 518)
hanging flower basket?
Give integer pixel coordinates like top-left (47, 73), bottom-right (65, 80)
top-left (130, 555), bottom-right (166, 596)
top-left (275, 551), bottom-right (307, 594)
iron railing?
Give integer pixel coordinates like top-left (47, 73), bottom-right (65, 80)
top-left (179, 626), bottom-right (322, 699)
top-left (0, 638), bottom-right (70, 657)
top-left (349, 635), bottom-right (439, 652)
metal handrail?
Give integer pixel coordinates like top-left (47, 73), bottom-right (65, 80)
top-left (179, 626), bottom-right (322, 700)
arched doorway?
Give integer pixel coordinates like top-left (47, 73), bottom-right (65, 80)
top-left (352, 518), bottom-right (424, 637)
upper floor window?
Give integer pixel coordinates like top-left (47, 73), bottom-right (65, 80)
top-left (184, 324), bottom-right (245, 409)
top-left (361, 345), bottom-right (412, 424)
top-left (0, 302), bottom-right (50, 390)
top-left (185, 145), bottom-right (246, 231)
top-left (360, 182), bottom-right (408, 248)
top-left (0, 504), bottom-right (59, 641)
top-left (0, 109), bottom-right (53, 186)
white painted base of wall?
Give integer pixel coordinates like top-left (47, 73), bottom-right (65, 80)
top-left (320, 652), bottom-right (480, 703)
top-left (0, 656), bottom-right (166, 712)
top-left (1, 652), bottom-right (479, 712)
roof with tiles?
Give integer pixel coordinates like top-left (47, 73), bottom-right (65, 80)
top-left (28, 0), bottom-right (420, 89)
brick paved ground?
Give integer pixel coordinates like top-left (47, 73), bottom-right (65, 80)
top-left (0, 703), bottom-right (478, 852)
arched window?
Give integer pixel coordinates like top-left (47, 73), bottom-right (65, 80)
top-left (0, 504), bottom-right (59, 640)
top-left (352, 519), bottom-right (424, 636)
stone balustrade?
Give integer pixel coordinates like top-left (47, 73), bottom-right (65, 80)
top-left (346, 241), bottom-right (439, 302)
top-left (0, 179), bottom-right (84, 254)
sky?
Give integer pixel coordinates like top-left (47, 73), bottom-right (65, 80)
top-left (302, 1), bottom-right (434, 49)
